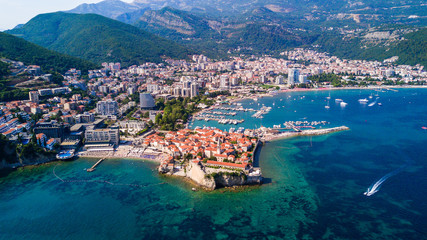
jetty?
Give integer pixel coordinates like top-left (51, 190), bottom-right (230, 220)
top-left (261, 126), bottom-right (350, 142)
top-left (87, 158), bottom-right (105, 172)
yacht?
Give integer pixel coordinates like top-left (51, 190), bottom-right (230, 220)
top-left (325, 105), bottom-right (330, 109)
top-left (335, 99), bottom-right (343, 103)
top-left (358, 98), bottom-right (369, 104)
top-left (340, 102), bottom-right (348, 107)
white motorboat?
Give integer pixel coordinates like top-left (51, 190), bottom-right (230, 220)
top-left (358, 98), bottom-right (369, 104)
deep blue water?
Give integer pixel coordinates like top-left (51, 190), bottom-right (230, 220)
top-left (1, 88), bottom-right (426, 239)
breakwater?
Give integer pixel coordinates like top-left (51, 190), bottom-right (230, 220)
top-left (262, 126), bottom-right (350, 142)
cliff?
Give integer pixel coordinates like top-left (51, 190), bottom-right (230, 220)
top-left (186, 161), bottom-right (216, 190)
top-left (160, 161), bottom-right (261, 190)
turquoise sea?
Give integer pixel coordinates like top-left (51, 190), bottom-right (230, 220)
top-left (1, 88), bottom-right (427, 239)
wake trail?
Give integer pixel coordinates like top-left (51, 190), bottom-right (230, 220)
top-left (368, 97), bottom-right (379, 107)
top-left (53, 164), bottom-right (165, 188)
top-left (364, 157), bottom-right (410, 196)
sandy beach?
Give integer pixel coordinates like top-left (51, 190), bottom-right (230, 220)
top-left (77, 145), bottom-right (167, 163)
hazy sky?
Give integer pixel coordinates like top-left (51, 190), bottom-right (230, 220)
top-left (0, 0), bottom-right (133, 30)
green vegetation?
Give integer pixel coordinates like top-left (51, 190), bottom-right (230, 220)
top-left (0, 32), bottom-right (98, 73)
top-left (0, 133), bottom-right (57, 165)
top-left (0, 134), bottom-right (18, 164)
top-left (135, 128), bottom-right (149, 136)
top-left (316, 28), bottom-right (427, 67)
top-left (155, 97), bottom-right (194, 130)
top-left (17, 141), bottom-right (54, 161)
top-left (8, 12), bottom-right (192, 67)
top-left (391, 29), bottom-right (427, 67)
top-left (206, 90), bottom-right (230, 98)
top-left (0, 32), bottom-right (95, 102)
top-left (0, 87), bottom-right (29, 102)
top-left (260, 84), bottom-right (280, 90)
top-left (308, 73), bottom-right (343, 87)
top-left (205, 171), bottom-right (246, 180)
top-left (0, 61), bottom-right (10, 78)
top-left (155, 94), bottom-right (216, 130)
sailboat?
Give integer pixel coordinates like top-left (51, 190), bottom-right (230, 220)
top-left (325, 90), bottom-right (331, 108)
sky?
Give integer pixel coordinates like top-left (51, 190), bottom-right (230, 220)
top-left (0, 0), bottom-right (133, 31)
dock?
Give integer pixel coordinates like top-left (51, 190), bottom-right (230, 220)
top-left (87, 158), bottom-right (105, 172)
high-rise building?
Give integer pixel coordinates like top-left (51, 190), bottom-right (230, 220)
top-left (85, 126), bottom-right (120, 146)
top-left (147, 84), bottom-right (160, 93)
top-left (99, 86), bottom-right (109, 93)
top-left (96, 100), bottom-right (118, 116)
top-left (190, 83), bottom-right (199, 98)
top-left (127, 85), bottom-right (137, 95)
top-left (288, 69), bottom-right (299, 85)
top-left (298, 74), bottom-right (308, 84)
top-left (29, 91), bottom-right (39, 103)
top-left (275, 75), bottom-right (285, 85)
top-left (220, 75), bottom-right (229, 89)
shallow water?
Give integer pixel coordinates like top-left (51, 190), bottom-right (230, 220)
top-left (1, 88), bottom-right (426, 239)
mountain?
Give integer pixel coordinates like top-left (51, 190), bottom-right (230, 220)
top-left (316, 28), bottom-right (427, 67)
top-left (131, 7), bottom-right (315, 58)
top-left (116, 8), bottom-right (150, 24)
top-left (0, 32), bottom-right (98, 73)
top-left (134, 7), bottom-right (218, 40)
top-left (68, 0), bottom-right (140, 19)
top-left (70, 0), bottom-right (427, 23)
top-left (7, 12), bottom-right (192, 66)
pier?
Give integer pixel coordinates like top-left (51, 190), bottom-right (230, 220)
top-left (87, 158), bottom-right (105, 172)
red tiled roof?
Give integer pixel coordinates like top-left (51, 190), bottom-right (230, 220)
top-left (206, 161), bottom-right (247, 169)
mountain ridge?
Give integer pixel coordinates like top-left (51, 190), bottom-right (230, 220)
top-left (0, 31), bottom-right (98, 73)
top-left (7, 12), bottom-right (192, 67)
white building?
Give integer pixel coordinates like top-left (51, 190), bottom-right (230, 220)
top-left (220, 75), bottom-right (229, 89)
top-left (288, 68), bottom-right (299, 85)
top-left (190, 83), bottom-right (199, 98)
top-left (298, 74), bottom-right (308, 84)
top-left (29, 91), bottom-right (39, 103)
top-left (96, 100), bottom-right (118, 116)
top-left (85, 126), bottom-right (120, 146)
top-left (275, 75), bottom-right (285, 85)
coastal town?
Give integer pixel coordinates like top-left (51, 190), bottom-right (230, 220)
top-left (0, 49), bottom-right (425, 189)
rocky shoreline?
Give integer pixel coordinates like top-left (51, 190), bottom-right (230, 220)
top-left (159, 160), bottom-right (262, 191)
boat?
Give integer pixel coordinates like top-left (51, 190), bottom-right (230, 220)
top-left (358, 98), bottom-right (369, 104)
top-left (56, 149), bottom-right (76, 161)
top-left (335, 99), bottom-right (343, 103)
top-left (325, 105), bottom-right (330, 109)
top-left (378, 103), bottom-right (382, 106)
top-left (340, 102), bottom-right (348, 107)
top-left (422, 126), bottom-right (427, 130)
top-left (364, 188), bottom-right (378, 196)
